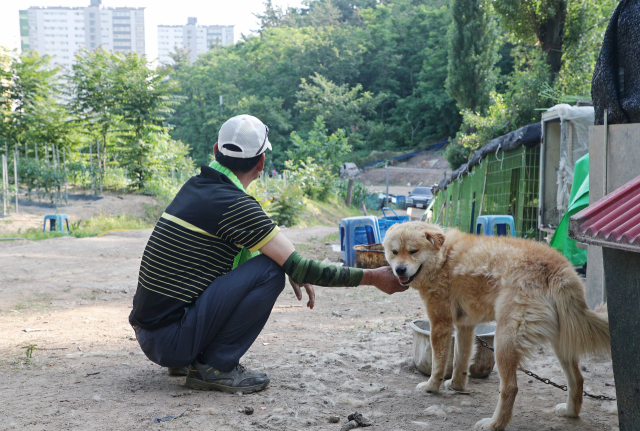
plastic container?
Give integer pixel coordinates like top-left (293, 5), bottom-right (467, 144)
top-left (354, 243), bottom-right (388, 268)
top-left (379, 207), bottom-right (410, 239)
top-left (410, 319), bottom-right (495, 378)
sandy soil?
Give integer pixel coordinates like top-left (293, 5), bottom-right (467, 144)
top-left (0, 191), bottom-right (157, 235)
top-left (0, 228), bottom-right (619, 431)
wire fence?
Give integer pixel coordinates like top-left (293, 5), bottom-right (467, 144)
top-left (432, 145), bottom-right (540, 239)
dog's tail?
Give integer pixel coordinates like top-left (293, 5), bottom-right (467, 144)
top-left (553, 270), bottom-right (611, 360)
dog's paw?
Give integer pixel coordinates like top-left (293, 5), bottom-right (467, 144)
top-left (474, 418), bottom-right (501, 430)
top-left (416, 379), bottom-right (440, 393)
top-left (555, 403), bottom-right (579, 418)
top-left (444, 379), bottom-right (466, 392)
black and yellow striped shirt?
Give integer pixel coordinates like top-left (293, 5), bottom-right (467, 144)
top-left (129, 165), bottom-right (279, 329)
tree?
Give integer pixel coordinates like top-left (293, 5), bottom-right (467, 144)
top-left (111, 54), bottom-right (180, 188)
top-left (445, 0), bottom-right (499, 113)
top-left (67, 48), bottom-right (119, 170)
top-left (287, 116), bottom-right (351, 172)
top-left (295, 73), bottom-right (382, 135)
top-left (0, 51), bottom-right (68, 156)
top-left (492, 0), bottom-right (613, 84)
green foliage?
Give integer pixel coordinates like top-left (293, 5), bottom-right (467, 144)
top-left (17, 159), bottom-right (65, 203)
top-left (269, 184), bottom-right (305, 227)
top-left (444, 141), bottom-right (474, 170)
top-left (450, 47), bottom-right (552, 168)
top-left (0, 214), bottom-right (151, 241)
top-left (0, 51), bottom-right (71, 152)
top-left (22, 344), bottom-right (39, 358)
top-left (287, 116), bottom-right (351, 173)
top-left (336, 179), bottom-right (368, 208)
top-left (446, 0), bottom-right (499, 113)
top-left (492, 0), bottom-right (614, 84)
top-left (285, 157), bottom-right (337, 202)
top-left (295, 73), bottom-right (383, 137)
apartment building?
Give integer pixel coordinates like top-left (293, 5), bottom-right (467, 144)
top-left (19, 0), bottom-right (145, 69)
top-left (158, 17), bottom-right (234, 65)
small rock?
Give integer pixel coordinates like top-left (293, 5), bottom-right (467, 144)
top-left (580, 365), bottom-right (588, 372)
top-left (91, 395), bottom-right (102, 402)
top-left (243, 406), bottom-right (254, 415)
top-left (329, 415), bottom-right (340, 423)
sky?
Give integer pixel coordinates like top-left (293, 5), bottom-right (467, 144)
top-left (0, 0), bottom-right (304, 60)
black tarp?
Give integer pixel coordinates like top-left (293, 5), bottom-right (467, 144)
top-left (592, 0), bottom-right (640, 125)
top-left (435, 123), bottom-right (541, 193)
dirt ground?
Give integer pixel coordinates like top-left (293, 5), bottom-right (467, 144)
top-left (359, 151), bottom-right (448, 188)
top-left (0, 226), bottom-right (619, 431)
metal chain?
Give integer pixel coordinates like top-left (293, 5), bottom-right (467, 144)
top-left (475, 336), bottom-right (616, 401)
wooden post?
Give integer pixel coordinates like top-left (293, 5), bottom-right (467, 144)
top-left (346, 178), bottom-right (354, 207)
top-left (89, 140), bottom-right (94, 196)
top-left (2, 154), bottom-right (7, 216)
top-left (477, 162), bottom-right (489, 218)
top-left (14, 150), bottom-right (19, 215)
top-left (63, 148), bottom-right (68, 203)
top-left (95, 139), bottom-right (102, 196)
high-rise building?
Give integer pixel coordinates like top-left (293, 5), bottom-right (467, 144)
top-left (19, 0), bottom-right (145, 69)
top-left (158, 17), bottom-right (234, 65)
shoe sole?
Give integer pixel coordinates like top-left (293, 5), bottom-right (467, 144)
top-left (185, 377), bottom-right (270, 394)
top-left (168, 369), bottom-right (188, 377)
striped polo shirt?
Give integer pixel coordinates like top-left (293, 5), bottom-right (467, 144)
top-left (129, 165), bottom-right (279, 330)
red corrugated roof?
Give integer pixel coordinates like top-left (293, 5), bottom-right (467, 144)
top-left (569, 175), bottom-right (640, 252)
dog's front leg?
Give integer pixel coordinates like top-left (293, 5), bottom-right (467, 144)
top-left (446, 325), bottom-right (475, 392)
top-left (417, 321), bottom-right (452, 393)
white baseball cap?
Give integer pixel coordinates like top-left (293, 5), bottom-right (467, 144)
top-left (217, 115), bottom-right (272, 158)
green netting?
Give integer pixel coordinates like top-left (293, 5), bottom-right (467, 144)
top-left (432, 145), bottom-right (540, 239)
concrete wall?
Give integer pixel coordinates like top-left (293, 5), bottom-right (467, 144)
top-left (586, 124), bottom-right (640, 308)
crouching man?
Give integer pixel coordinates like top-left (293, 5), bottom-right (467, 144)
top-left (129, 115), bottom-right (407, 393)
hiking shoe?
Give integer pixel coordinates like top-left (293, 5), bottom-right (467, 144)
top-left (185, 361), bottom-right (270, 393)
top-left (167, 367), bottom-right (189, 376)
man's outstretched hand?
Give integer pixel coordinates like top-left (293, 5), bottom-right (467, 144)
top-left (362, 266), bottom-right (409, 295)
top-left (289, 276), bottom-right (315, 309)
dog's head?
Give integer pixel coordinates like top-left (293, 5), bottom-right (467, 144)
top-left (382, 222), bottom-right (445, 286)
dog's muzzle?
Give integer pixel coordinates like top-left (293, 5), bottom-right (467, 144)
top-left (396, 264), bottom-right (422, 285)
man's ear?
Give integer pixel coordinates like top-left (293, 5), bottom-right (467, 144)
top-left (213, 142), bottom-right (219, 156)
top-left (425, 232), bottom-right (445, 248)
top-left (256, 153), bottom-right (266, 173)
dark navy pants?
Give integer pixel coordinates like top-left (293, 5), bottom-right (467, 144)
top-left (133, 254), bottom-right (285, 372)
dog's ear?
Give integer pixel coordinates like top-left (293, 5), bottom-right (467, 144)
top-left (386, 223), bottom-right (399, 234)
top-left (425, 232), bottom-right (445, 249)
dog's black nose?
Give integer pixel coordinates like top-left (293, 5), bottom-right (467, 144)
top-left (395, 266), bottom-right (406, 276)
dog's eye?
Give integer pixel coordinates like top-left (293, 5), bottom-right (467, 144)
top-left (392, 250), bottom-right (398, 255)
top-left (410, 250), bottom-right (418, 255)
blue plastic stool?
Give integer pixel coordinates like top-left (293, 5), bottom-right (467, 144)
top-left (339, 216), bottom-right (381, 267)
top-left (379, 207), bottom-right (410, 240)
top-left (476, 215), bottom-right (515, 237)
top-left (43, 214), bottom-right (70, 234)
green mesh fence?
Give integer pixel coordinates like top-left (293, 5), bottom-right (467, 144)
top-left (432, 145), bottom-right (540, 239)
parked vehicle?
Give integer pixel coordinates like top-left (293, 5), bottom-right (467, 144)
top-left (406, 187), bottom-right (433, 209)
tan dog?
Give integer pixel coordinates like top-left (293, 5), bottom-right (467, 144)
top-left (382, 221), bottom-right (610, 430)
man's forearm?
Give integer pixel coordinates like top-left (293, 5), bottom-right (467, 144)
top-left (284, 251), bottom-right (363, 287)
